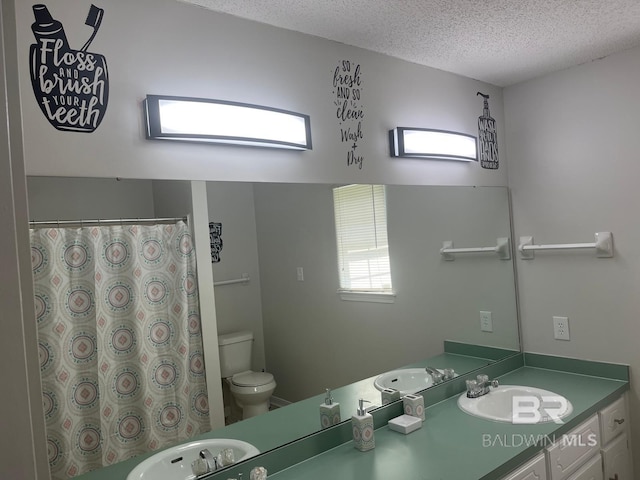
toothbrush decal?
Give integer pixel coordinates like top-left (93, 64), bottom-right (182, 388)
top-left (29, 4), bottom-right (109, 133)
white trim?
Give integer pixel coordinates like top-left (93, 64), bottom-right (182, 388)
top-left (270, 396), bottom-right (292, 409)
top-left (338, 290), bottom-right (396, 304)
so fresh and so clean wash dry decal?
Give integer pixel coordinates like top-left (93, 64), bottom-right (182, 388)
top-left (332, 59), bottom-right (365, 170)
top-left (29, 3), bottom-right (109, 133)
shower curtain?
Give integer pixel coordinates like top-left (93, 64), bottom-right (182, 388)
top-left (31, 221), bottom-right (210, 479)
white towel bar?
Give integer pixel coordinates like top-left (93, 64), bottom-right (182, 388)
top-left (518, 232), bottom-right (613, 259)
top-left (214, 273), bottom-right (250, 286)
top-left (440, 237), bottom-right (511, 261)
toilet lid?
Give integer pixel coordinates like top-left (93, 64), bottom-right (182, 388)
top-left (232, 371), bottom-right (274, 387)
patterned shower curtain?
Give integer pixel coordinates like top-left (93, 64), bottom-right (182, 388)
top-left (31, 221), bottom-right (210, 479)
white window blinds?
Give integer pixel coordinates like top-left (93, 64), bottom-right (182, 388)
top-left (333, 184), bottom-right (392, 292)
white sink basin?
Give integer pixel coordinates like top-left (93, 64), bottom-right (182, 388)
top-left (458, 385), bottom-right (573, 424)
top-left (127, 438), bottom-right (260, 480)
top-left (374, 368), bottom-right (434, 395)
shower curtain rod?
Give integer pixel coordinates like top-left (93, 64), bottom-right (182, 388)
top-left (29, 216), bottom-right (188, 228)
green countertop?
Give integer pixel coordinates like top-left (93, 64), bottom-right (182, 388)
top-left (76, 352), bottom-right (494, 480)
top-left (266, 366), bottom-right (628, 480)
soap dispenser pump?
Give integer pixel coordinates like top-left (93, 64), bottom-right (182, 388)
top-left (351, 399), bottom-right (375, 451)
top-left (319, 388), bottom-right (341, 428)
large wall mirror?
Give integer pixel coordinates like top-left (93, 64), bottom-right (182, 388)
top-left (26, 176), bottom-right (520, 478)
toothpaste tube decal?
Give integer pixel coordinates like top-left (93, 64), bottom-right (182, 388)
top-left (29, 4), bottom-right (109, 132)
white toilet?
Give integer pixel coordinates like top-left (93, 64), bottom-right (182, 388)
top-left (218, 331), bottom-right (276, 420)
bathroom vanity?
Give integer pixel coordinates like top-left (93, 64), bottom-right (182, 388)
top-left (72, 352), bottom-right (630, 480)
top-left (205, 353), bottom-right (631, 480)
top-left (503, 394), bottom-right (631, 480)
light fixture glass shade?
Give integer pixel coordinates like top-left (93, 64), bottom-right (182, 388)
top-left (389, 127), bottom-right (477, 161)
top-left (144, 95), bottom-right (312, 150)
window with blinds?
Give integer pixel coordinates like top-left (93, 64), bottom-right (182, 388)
top-left (333, 184), bottom-right (393, 294)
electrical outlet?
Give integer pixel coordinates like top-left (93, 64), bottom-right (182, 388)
top-left (296, 267), bottom-right (304, 281)
top-left (553, 316), bottom-right (570, 341)
top-left (480, 311), bottom-right (493, 332)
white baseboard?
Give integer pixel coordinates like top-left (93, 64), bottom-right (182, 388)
top-left (270, 396), bottom-right (292, 408)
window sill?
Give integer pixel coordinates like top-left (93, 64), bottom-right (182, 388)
top-left (337, 290), bottom-right (396, 304)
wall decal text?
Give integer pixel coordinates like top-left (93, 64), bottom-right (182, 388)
top-left (209, 222), bottom-right (223, 263)
top-left (477, 92), bottom-right (499, 169)
top-left (29, 4), bottom-right (109, 133)
top-left (333, 60), bottom-right (364, 170)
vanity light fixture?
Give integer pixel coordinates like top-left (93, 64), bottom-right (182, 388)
top-left (144, 95), bottom-right (312, 150)
top-left (389, 127), bottom-right (477, 161)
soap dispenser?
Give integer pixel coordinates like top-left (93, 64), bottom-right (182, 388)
top-left (351, 399), bottom-right (375, 451)
top-left (319, 388), bottom-right (341, 428)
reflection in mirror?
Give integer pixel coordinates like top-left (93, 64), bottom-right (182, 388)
top-left (26, 177), bottom-right (519, 479)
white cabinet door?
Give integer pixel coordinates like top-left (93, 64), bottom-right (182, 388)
top-left (547, 415), bottom-right (601, 480)
top-left (566, 454), bottom-right (603, 480)
top-left (502, 452), bottom-right (547, 480)
top-left (599, 395), bottom-right (627, 446)
top-left (602, 433), bottom-right (632, 480)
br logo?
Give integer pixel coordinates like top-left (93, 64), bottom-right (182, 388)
top-left (512, 395), bottom-right (570, 425)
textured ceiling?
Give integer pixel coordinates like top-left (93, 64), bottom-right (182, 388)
top-left (177, 0), bottom-right (640, 86)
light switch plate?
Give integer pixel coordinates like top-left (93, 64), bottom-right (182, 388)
top-left (480, 311), bottom-right (493, 332)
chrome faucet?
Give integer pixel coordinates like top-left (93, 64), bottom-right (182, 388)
top-left (199, 449), bottom-right (219, 472)
top-left (425, 367), bottom-right (455, 385)
top-left (466, 374), bottom-right (499, 398)
top-left (425, 366), bottom-right (444, 384)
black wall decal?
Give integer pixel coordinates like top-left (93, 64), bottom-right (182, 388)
top-left (332, 60), bottom-right (364, 170)
top-left (209, 222), bottom-right (223, 263)
top-left (477, 92), bottom-right (499, 169)
top-left (29, 4), bottom-right (109, 133)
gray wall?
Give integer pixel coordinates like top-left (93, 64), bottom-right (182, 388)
top-left (27, 177), bottom-right (156, 220)
top-left (254, 184), bottom-right (517, 401)
top-left (505, 44), bottom-right (640, 474)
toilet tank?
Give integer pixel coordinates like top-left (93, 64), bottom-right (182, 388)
top-left (218, 331), bottom-right (254, 378)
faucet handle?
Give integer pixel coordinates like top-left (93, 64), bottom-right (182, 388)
top-left (442, 368), bottom-right (455, 380)
top-left (191, 458), bottom-right (210, 477)
top-left (466, 379), bottom-right (478, 391)
top-left (477, 374), bottom-right (489, 383)
top-left (217, 448), bottom-right (235, 467)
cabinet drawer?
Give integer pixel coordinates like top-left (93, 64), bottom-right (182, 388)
top-left (602, 433), bottom-right (632, 480)
top-left (547, 415), bottom-right (601, 480)
top-left (566, 453), bottom-right (603, 480)
top-left (599, 396), bottom-right (627, 446)
top-left (501, 452), bottom-right (547, 480)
